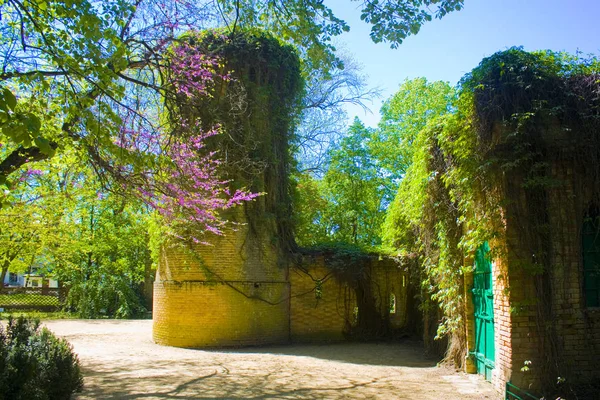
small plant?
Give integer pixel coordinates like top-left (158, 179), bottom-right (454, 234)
top-left (0, 316), bottom-right (83, 400)
top-left (520, 359), bottom-right (532, 372)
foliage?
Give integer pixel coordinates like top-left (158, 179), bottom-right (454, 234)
top-left (216, 0), bottom-right (348, 71)
top-left (296, 53), bottom-right (379, 174)
top-left (358, 0), bottom-right (464, 48)
top-left (300, 241), bottom-right (375, 280)
top-left (0, 316), bottom-right (83, 400)
top-left (372, 78), bottom-right (456, 183)
top-left (0, 295), bottom-right (59, 307)
top-left (0, 152), bottom-right (153, 318)
top-left (382, 48), bottom-right (600, 370)
top-left (294, 118), bottom-right (389, 247)
top-left (0, 0), bottom-right (467, 206)
top-left (160, 29), bottom-right (303, 254)
top-left (323, 118), bottom-right (389, 246)
top-left (295, 80), bottom-right (455, 249)
top-left (291, 172), bottom-right (331, 245)
top-left (48, 170), bottom-right (152, 318)
top-left (217, 0), bottom-right (464, 69)
top-left (0, 311), bottom-right (76, 320)
top-left (0, 1), bottom-right (258, 221)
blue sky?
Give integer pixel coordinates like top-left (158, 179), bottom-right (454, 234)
top-left (325, 0), bottom-right (600, 127)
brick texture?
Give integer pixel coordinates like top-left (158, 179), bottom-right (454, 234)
top-left (465, 130), bottom-right (600, 392)
top-left (289, 256), bottom-right (407, 342)
top-left (154, 239), bottom-right (407, 347)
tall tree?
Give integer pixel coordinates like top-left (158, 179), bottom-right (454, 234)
top-left (0, 150), bottom-right (155, 316)
top-left (371, 78), bottom-right (456, 185)
top-left (295, 118), bottom-right (388, 247)
top-left (296, 53), bottom-right (380, 174)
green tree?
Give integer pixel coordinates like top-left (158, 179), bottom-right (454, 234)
top-left (0, 202), bottom-right (41, 289)
top-left (358, 0), bottom-right (464, 48)
top-left (292, 172), bottom-right (331, 246)
top-left (295, 118), bottom-right (389, 247)
top-left (217, 1), bottom-right (465, 63)
top-left (0, 150), bottom-right (152, 317)
top-left (0, 0), bottom-right (465, 193)
top-left (371, 78), bottom-right (456, 184)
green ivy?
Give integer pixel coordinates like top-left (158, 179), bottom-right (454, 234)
top-left (383, 47), bottom-right (600, 368)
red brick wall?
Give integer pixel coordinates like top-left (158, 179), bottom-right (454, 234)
top-left (545, 161), bottom-right (600, 383)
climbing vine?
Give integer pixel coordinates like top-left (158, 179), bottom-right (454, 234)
top-left (383, 47), bottom-right (600, 378)
top-left (172, 29), bottom-right (304, 257)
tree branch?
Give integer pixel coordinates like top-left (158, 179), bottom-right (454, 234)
top-left (0, 143), bottom-right (58, 181)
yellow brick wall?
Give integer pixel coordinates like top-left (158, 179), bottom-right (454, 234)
top-left (153, 205), bottom-right (290, 348)
top-left (289, 259), bottom-right (355, 342)
top-left (369, 261), bottom-right (407, 330)
top-left (154, 206), bottom-right (407, 348)
top-left (153, 281), bottom-right (289, 347)
top-left (158, 211), bottom-right (285, 284)
top-left (289, 256), bottom-right (407, 342)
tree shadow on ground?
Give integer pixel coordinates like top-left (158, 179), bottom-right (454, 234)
top-left (78, 358), bottom-right (385, 399)
top-left (216, 339), bottom-right (438, 368)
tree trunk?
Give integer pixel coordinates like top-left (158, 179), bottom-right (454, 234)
top-left (142, 257), bottom-right (154, 311)
top-left (0, 263), bottom-right (8, 294)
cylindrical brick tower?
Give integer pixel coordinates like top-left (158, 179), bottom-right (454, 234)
top-left (153, 30), bottom-right (303, 347)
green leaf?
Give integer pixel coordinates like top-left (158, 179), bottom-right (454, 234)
top-left (2, 88), bottom-right (17, 111)
top-left (34, 136), bottom-right (55, 157)
top-left (25, 113), bottom-right (42, 134)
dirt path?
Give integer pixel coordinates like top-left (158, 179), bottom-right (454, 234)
top-left (43, 320), bottom-right (498, 400)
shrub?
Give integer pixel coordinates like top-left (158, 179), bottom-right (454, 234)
top-left (0, 316), bottom-right (83, 399)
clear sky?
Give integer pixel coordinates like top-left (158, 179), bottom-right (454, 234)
top-left (325, 0), bottom-right (600, 127)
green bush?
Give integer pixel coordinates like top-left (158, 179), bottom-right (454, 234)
top-left (0, 316), bottom-right (83, 400)
top-left (65, 273), bottom-right (147, 319)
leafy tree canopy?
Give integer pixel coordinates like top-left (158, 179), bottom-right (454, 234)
top-left (357, 0), bottom-right (464, 48)
top-left (294, 117), bottom-right (388, 247)
top-left (0, 0), bottom-right (465, 203)
top-left (371, 78), bottom-right (456, 184)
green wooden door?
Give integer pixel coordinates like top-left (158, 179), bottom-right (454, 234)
top-left (472, 242), bottom-right (495, 381)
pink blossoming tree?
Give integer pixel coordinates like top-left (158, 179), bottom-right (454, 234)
top-left (123, 38), bottom-right (259, 242)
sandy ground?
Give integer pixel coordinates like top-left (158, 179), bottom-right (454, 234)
top-left (42, 320), bottom-right (499, 400)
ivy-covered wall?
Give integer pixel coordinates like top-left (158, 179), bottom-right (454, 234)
top-left (153, 29), bottom-right (303, 347)
top-left (384, 48), bottom-right (600, 396)
top-left (153, 29), bottom-right (410, 349)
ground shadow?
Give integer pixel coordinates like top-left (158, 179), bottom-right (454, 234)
top-left (214, 339), bottom-right (438, 368)
top-left (78, 358), bottom-right (385, 399)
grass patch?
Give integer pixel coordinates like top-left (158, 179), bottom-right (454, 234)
top-left (0, 310), bottom-right (77, 320)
